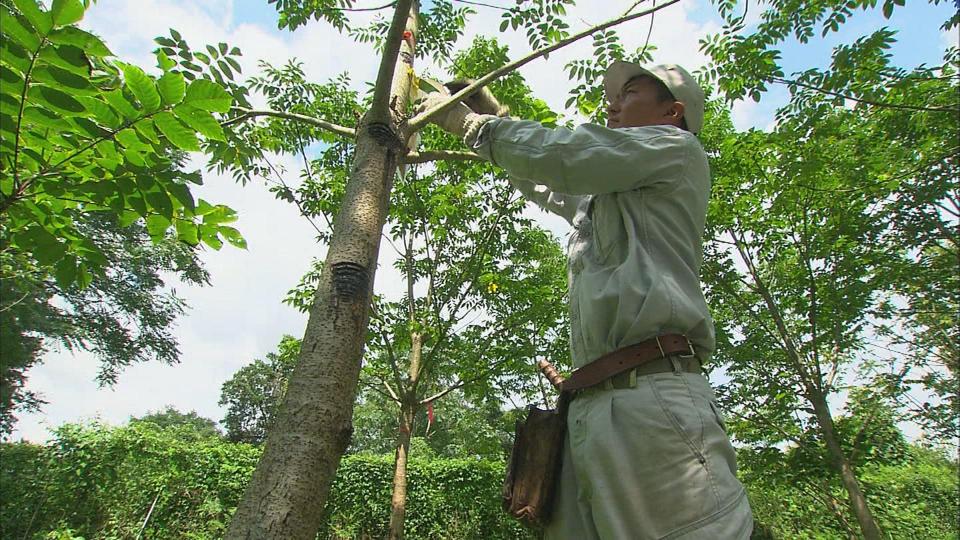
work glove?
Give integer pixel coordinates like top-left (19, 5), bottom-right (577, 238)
top-left (415, 93), bottom-right (476, 139)
top-left (443, 80), bottom-right (510, 117)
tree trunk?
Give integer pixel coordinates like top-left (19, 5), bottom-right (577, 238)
top-left (808, 385), bottom-right (883, 540)
top-left (388, 331), bottom-right (424, 540)
top-left (225, 2), bottom-right (419, 538)
top-left (388, 401), bottom-right (416, 540)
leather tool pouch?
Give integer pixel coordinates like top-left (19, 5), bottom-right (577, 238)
top-left (502, 392), bottom-right (570, 527)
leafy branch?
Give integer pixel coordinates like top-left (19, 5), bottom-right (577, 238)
top-left (407, 0), bottom-right (682, 131)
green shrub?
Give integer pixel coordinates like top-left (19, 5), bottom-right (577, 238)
top-left (1, 423), bottom-right (530, 540)
top-left (4, 422), bottom-right (954, 539)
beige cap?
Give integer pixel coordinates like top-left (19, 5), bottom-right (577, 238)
top-left (602, 61), bottom-right (705, 134)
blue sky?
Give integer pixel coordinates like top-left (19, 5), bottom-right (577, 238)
top-left (11, 0), bottom-right (956, 442)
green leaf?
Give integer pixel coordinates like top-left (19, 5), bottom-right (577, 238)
top-left (15, 225), bottom-right (66, 265)
top-left (166, 182), bottom-right (195, 213)
top-left (1, 7), bottom-right (42, 50)
top-left (38, 44), bottom-right (91, 76)
top-left (156, 50), bottom-right (176, 71)
top-left (199, 223), bottom-right (223, 250)
top-left (103, 89), bottom-right (138, 120)
top-left (0, 65), bottom-right (25, 94)
top-left (1, 40), bottom-right (33, 73)
top-left (76, 262), bottom-right (92, 288)
top-left (54, 255), bottom-right (78, 287)
top-left (183, 79), bottom-right (231, 113)
top-left (77, 96), bottom-right (121, 129)
top-left (173, 104), bottom-right (224, 141)
top-left (121, 63), bottom-right (160, 112)
top-left (122, 145), bottom-right (146, 167)
top-left (145, 214), bottom-right (171, 239)
top-left (33, 86), bottom-right (86, 115)
top-left (133, 118), bottom-right (160, 145)
top-left (23, 105), bottom-right (69, 130)
top-left (115, 128), bottom-right (147, 150)
top-left (50, 0), bottom-right (84, 27)
top-left (219, 225), bottom-right (246, 249)
top-left (174, 219), bottom-right (199, 245)
top-left (157, 71), bottom-right (186, 106)
top-left (48, 26), bottom-right (112, 57)
top-left (118, 209), bottom-right (139, 227)
top-left (153, 111), bottom-right (199, 151)
top-left (12, 0), bottom-right (52, 35)
top-left (201, 204), bottom-right (237, 225)
top-left (33, 64), bottom-right (96, 95)
top-left (145, 188), bottom-right (173, 219)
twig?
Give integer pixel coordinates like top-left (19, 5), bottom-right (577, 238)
top-left (407, 0), bottom-right (683, 131)
top-left (773, 76), bottom-right (960, 114)
top-left (135, 487), bottom-right (164, 540)
top-left (338, 1), bottom-right (396, 11)
top-left (638, 0), bottom-right (655, 60)
top-left (452, 0), bottom-right (509, 10)
top-left (229, 107), bottom-right (356, 138)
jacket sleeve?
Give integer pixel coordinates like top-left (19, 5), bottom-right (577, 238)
top-left (507, 177), bottom-right (584, 225)
top-left (471, 118), bottom-right (693, 195)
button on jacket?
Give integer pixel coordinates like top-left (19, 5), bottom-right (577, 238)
top-left (470, 119), bottom-right (715, 368)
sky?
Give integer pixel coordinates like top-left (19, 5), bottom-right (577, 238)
top-left (10, 0), bottom-right (957, 442)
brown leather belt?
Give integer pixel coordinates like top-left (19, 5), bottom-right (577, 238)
top-left (560, 334), bottom-right (698, 392)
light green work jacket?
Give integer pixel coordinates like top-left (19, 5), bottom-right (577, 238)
top-left (470, 119), bottom-right (715, 368)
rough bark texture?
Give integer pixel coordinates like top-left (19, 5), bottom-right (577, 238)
top-left (225, 2), bottom-right (418, 538)
top-left (388, 327), bottom-right (423, 540)
top-left (388, 402), bottom-right (416, 540)
top-left (808, 385), bottom-right (884, 540)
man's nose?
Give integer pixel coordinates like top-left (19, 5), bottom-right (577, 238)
top-left (606, 99), bottom-right (619, 115)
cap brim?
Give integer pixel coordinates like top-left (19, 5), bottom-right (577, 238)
top-left (603, 61), bottom-right (656, 103)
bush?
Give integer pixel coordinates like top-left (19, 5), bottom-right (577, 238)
top-left (5, 422), bottom-right (953, 539)
top-left (1, 423), bottom-right (531, 540)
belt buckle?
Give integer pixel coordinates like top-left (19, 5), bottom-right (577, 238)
top-left (679, 337), bottom-right (697, 359)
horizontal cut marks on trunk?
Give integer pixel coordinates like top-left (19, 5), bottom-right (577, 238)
top-left (332, 262), bottom-right (370, 300)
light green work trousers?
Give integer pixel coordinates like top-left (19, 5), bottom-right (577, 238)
top-left (544, 369), bottom-right (753, 540)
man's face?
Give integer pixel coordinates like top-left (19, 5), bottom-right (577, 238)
top-left (606, 76), bottom-right (683, 129)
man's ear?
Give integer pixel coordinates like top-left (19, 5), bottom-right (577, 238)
top-left (666, 101), bottom-right (686, 126)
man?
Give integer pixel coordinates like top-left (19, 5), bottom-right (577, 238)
top-left (418, 62), bottom-right (753, 539)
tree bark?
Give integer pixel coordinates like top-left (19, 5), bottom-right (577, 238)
top-left (388, 322), bottom-right (423, 540)
top-left (807, 384), bottom-right (884, 540)
top-left (225, 2), bottom-right (419, 538)
top-left (388, 400), bottom-right (416, 540)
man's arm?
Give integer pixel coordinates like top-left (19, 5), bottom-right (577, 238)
top-left (508, 177), bottom-right (584, 225)
top-left (470, 118), bottom-right (693, 196)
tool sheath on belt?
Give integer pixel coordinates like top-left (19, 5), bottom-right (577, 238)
top-left (560, 333), bottom-right (695, 392)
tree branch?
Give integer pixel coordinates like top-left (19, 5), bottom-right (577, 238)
top-left (452, 0), bottom-right (508, 10)
top-left (228, 107), bottom-right (356, 139)
top-left (339, 1), bottom-right (397, 11)
top-left (418, 354), bottom-right (515, 405)
top-left (369, 0), bottom-right (416, 122)
top-left (402, 150), bottom-right (485, 164)
top-left (406, 0), bottom-right (682, 131)
top-left (773, 76), bottom-right (960, 114)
